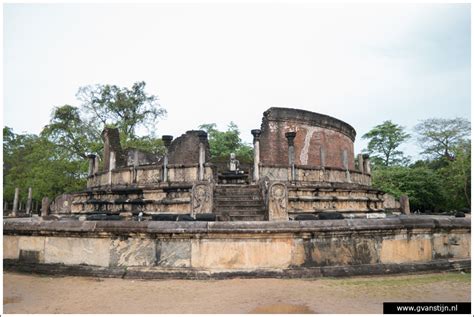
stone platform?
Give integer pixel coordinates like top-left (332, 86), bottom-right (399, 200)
top-left (3, 216), bottom-right (470, 279)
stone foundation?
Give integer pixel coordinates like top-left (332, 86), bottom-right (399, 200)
top-left (4, 216), bottom-right (470, 279)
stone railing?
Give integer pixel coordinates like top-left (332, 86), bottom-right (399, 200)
top-left (87, 163), bottom-right (215, 188)
top-left (259, 164), bottom-right (371, 186)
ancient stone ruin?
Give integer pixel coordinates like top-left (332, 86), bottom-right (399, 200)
top-left (51, 107), bottom-right (404, 221)
top-left (4, 107), bottom-right (470, 279)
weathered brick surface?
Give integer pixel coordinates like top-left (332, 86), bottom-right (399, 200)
top-left (259, 108), bottom-right (356, 170)
top-left (167, 130), bottom-right (210, 165)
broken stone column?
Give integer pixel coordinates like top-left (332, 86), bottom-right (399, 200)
top-left (251, 129), bottom-right (261, 182)
top-left (41, 197), bottom-right (50, 217)
top-left (363, 154), bottom-right (371, 175)
top-left (197, 131), bottom-right (208, 181)
top-left (101, 127), bottom-right (124, 172)
top-left (87, 154), bottom-right (97, 176)
top-left (400, 195), bottom-right (410, 215)
top-left (93, 156), bottom-right (100, 174)
top-left (285, 132), bottom-right (297, 182)
top-left (26, 187), bottom-right (33, 215)
top-left (12, 187), bottom-right (19, 216)
top-left (342, 150), bottom-right (351, 182)
top-left (162, 135), bottom-right (173, 182)
top-left (342, 150), bottom-right (348, 170)
top-left (320, 147), bottom-right (326, 169)
top-left (108, 151), bottom-right (116, 185)
top-left (357, 154), bottom-right (364, 173)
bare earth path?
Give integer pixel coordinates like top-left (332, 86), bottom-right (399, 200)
top-left (3, 272), bottom-right (470, 314)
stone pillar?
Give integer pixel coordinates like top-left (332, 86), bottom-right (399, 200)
top-left (162, 135), bottom-right (173, 182)
top-left (19, 201), bottom-right (23, 212)
top-left (357, 154), bottom-right (364, 173)
top-left (285, 132), bottom-right (297, 182)
top-left (41, 197), bottom-right (50, 217)
top-left (26, 187), bottom-right (33, 215)
top-left (400, 195), bottom-right (410, 215)
top-left (251, 129), bottom-right (261, 182)
top-left (198, 131), bottom-right (208, 181)
top-left (342, 150), bottom-right (348, 170)
top-left (4, 201), bottom-right (8, 212)
top-left (320, 147), bottom-right (326, 169)
top-left (87, 154), bottom-right (96, 176)
top-left (101, 127), bottom-right (123, 172)
top-left (108, 151), bottom-right (116, 185)
top-left (93, 156), bottom-right (100, 174)
top-left (342, 150), bottom-right (351, 183)
top-left (363, 154), bottom-right (371, 175)
top-left (12, 187), bottom-right (19, 216)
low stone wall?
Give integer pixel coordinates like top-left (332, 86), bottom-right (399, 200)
top-left (71, 185), bottom-right (195, 215)
top-left (288, 185), bottom-right (385, 215)
top-left (87, 164), bottom-right (214, 189)
top-left (3, 217), bottom-right (470, 279)
top-left (260, 165), bottom-right (371, 186)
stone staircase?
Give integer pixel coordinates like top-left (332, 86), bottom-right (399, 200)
top-left (213, 185), bottom-right (266, 221)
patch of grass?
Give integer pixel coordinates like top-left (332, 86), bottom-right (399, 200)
top-left (329, 272), bottom-right (470, 287)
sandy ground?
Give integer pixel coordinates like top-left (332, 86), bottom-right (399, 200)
top-left (3, 272), bottom-right (470, 314)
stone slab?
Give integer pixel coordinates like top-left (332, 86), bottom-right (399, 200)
top-left (380, 239), bottom-right (432, 264)
top-left (191, 238), bottom-right (293, 269)
top-left (110, 238), bottom-right (156, 267)
top-left (44, 237), bottom-right (111, 267)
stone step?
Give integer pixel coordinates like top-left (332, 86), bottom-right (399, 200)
top-left (215, 196), bottom-right (262, 202)
top-left (214, 195), bottom-right (262, 201)
top-left (215, 187), bottom-right (260, 193)
top-left (214, 209), bottom-right (265, 216)
top-left (215, 200), bottom-right (263, 207)
top-left (216, 214), bottom-right (265, 221)
top-left (229, 215), bottom-right (265, 221)
top-left (214, 205), bottom-right (265, 212)
top-left (214, 208), bottom-right (265, 215)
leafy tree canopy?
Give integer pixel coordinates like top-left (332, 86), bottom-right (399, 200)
top-left (76, 81), bottom-right (166, 143)
top-left (414, 117), bottom-right (470, 160)
top-left (362, 120), bottom-right (410, 167)
top-left (3, 128), bottom-right (86, 204)
top-left (41, 105), bottom-right (101, 159)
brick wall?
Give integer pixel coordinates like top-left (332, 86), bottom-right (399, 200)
top-left (259, 108), bottom-right (356, 170)
top-left (167, 130), bottom-right (210, 165)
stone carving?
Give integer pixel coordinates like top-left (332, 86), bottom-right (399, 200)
top-left (192, 183), bottom-right (213, 216)
top-left (51, 194), bottom-right (73, 214)
top-left (268, 182), bottom-right (288, 221)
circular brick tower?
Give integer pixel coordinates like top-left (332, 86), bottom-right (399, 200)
top-left (259, 107), bottom-right (356, 170)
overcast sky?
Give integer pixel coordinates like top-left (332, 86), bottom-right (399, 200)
top-left (3, 3), bottom-right (471, 160)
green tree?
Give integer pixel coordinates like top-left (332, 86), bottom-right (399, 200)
top-left (41, 105), bottom-right (101, 159)
top-left (414, 117), bottom-right (470, 160)
top-left (372, 165), bottom-right (445, 212)
top-left (436, 142), bottom-right (471, 209)
top-left (76, 81), bottom-right (166, 143)
top-left (362, 121), bottom-right (410, 166)
top-left (199, 122), bottom-right (253, 163)
top-left (3, 128), bottom-right (86, 205)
